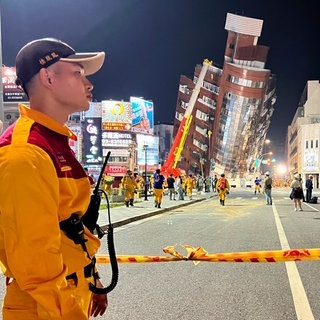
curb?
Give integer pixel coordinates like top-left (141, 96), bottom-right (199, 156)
top-left (99, 195), bottom-right (214, 232)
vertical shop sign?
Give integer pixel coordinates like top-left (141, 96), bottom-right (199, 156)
top-left (83, 117), bottom-right (103, 165)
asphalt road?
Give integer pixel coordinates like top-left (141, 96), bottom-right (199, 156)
top-left (97, 188), bottom-right (320, 319)
top-left (1, 188), bottom-right (320, 319)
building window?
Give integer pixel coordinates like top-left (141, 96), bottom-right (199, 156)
top-left (226, 74), bottom-right (265, 89)
top-left (179, 84), bottom-right (191, 95)
top-left (195, 124), bottom-right (207, 136)
top-left (316, 140), bottom-right (319, 148)
top-left (306, 140), bottom-right (308, 149)
top-left (192, 138), bottom-right (208, 152)
top-left (180, 99), bottom-right (188, 110)
top-left (311, 140), bottom-right (314, 148)
top-left (201, 95), bottom-right (216, 108)
top-left (195, 109), bottom-right (209, 122)
top-left (202, 80), bottom-right (219, 94)
top-left (175, 111), bottom-right (184, 121)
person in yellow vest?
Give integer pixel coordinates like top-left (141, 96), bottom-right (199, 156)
top-left (185, 174), bottom-right (196, 200)
top-left (216, 173), bottom-right (230, 206)
top-left (121, 170), bottom-right (138, 207)
top-left (135, 174), bottom-right (144, 190)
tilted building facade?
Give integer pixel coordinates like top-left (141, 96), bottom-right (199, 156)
top-left (173, 13), bottom-right (276, 178)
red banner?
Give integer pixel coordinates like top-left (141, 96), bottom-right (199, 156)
top-left (104, 165), bottom-right (127, 176)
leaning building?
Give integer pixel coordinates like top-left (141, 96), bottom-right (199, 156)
top-left (173, 13), bottom-right (276, 178)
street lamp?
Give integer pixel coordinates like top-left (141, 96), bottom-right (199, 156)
top-left (143, 144), bottom-right (148, 200)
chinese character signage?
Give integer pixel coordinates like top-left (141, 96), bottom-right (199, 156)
top-left (83, 117), bottom-right (103, 165)
top-left (130, 97), bottom-right (154, 134)
top-left (2, 66), bottom-right (28, 102)
top-left (104, 165), bottom-right (127, 177)
top-left (101, 132), bottom-right (132, 148)
top-left (101, 100), bottom-right (132, 131)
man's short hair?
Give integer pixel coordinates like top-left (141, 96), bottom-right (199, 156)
top-left (15, 38), bottom-right (105, 93)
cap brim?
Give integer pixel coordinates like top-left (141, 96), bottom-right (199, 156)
top-left (60, 52), bottom-right (105, 75)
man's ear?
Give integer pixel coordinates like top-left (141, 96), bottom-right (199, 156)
top-left (38, 68), bottom-right (53, 88)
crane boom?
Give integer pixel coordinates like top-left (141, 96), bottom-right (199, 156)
top-left (162, 59), bottom-right (212, 176)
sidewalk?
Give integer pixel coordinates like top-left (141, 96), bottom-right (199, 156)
top-left (97, 191), bottom-right (215, 230)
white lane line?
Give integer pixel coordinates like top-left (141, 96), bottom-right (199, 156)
top-left (304, 203), bottom-right (319, 212)
top-left (272, 204), bottom-right (314, 319)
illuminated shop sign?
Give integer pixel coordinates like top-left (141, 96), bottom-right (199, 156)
top-left (102, 100), bottom-right (132, 131)
top-left (130, 97), bottom-right (154, 134)
top-left (83, 117), bottom-right (103, 165)
top-left (101, 132), bottom-right (132, 147)
top-left (2, 66), bottom-right (28, 102)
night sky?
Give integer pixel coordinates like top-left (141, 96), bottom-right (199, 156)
top-left (2, 0), bottom-right (320, 143)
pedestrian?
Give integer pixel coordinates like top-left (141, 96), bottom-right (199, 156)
top-left (153, 168), bottom-right (165, 208)
top-left (175, 175), bottom-right (184, 200)
top-left (0, 38), bottom-right (107, 319)
top-left (185, 174), bottom-right (196, 200)
top-left (212, 174), bottom-right (218, 192)
top-left (167, 174), bottom-right (176, 200)
top-left (204, 176), bottom-right (211, 192)
top-left (305, 175), bottom-right (313, 203)
top-left (298, 173), bottom-right (306, 202)
top-left (254, 176), bottom-right (261, 194)
top-left (121, 169), bottom-right (137, 207)
top-left (263, 172), bottom-right (273, 205)
top-left (216, 173), bottom-right (230, 206)
top-left (196, 175), bottom-right (203, 194)
top-left (290, 173), bottom-right (303, 211)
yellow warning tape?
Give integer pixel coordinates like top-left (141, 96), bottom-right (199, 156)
top-left (96, 245), bottom-right (320, 265)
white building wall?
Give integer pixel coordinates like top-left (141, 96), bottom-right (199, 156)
top-left (288, 80), bottom-right (320, 186)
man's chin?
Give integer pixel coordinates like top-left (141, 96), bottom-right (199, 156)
top-left (80, 102), bottom-right (90, 112)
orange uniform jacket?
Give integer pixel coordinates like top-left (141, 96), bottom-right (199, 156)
top-left (0, 104), bottom-right (100, 319)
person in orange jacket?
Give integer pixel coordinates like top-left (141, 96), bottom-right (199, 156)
top-left (0, 38), bottom-right (107, 319)
top-left (121, 170), bottom-right (138, 207)
top-left (216, 173), bottom-right (230, 206)
top-left (185, 174), bottom-right (196, 200)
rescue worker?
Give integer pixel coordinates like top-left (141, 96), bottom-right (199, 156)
top-left (121, 170), bottom-right (137, 207)
top-left (153, 168), bottom-right (165, 208)
top-left (216, 173), bottom-right (230, 206)
top-left (254, 176), bottom-right (261, 194)
top-left (0, 38), bottom-right (108, 319)
top-left (185, 174), bottom-right (196, 200)
top-left (135, 174), bottom-right (144, 190)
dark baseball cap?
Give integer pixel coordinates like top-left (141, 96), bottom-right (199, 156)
top-left (15, 37), bottom-right (105, 89)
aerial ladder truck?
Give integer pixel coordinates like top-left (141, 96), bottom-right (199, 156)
top-left (161, 59), bottom-right (212, 177)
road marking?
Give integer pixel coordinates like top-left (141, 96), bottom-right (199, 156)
top-left (272, 204), bottom-right (314, 319)
top-left (304, 203), bottom-right (319, 212)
